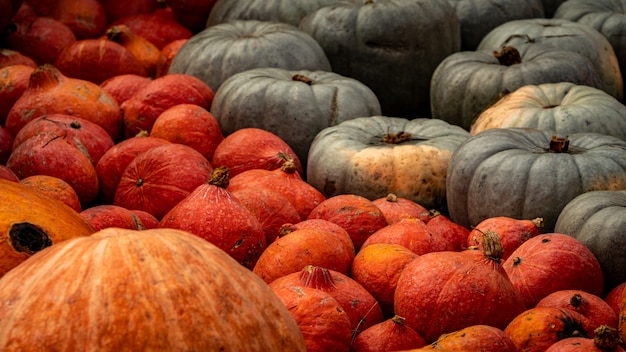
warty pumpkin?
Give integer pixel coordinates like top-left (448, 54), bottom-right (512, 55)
top-left (0, 179), bottom-right (95, 277)
top-left (0, 227), bottom-right (307, 351)
top-left (168, 20), bottom-right (332, 92)
top-left (470, 82), bottom-right (626, 139)
top-left (307, 116), bottom-right (470, 211)
top-left (554, 190), bottom-right (626, 293)
top-left (446, 128), bottom-right (626, 232)
top-left (210, 67), bottom-right (381, 167)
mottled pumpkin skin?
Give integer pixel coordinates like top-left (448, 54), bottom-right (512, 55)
top-left (555, 190), bottom-right (626, 293)
top-left (446, 128), bottom-right (626, 232)
top-left (299, 0), bottom-right (460, 117)
top-left (308, 116), bottom-right (470, 212)
top-left (352, 315), bottom-right (427, 351)
top-left (206, 0), bottom-right (338, 27)
top-left (0, 227), bottom-right (307, 351)
top-left (477, 18), bottom-right (623, 101)
top-left (169, 20), bottom-right (332, 92)
top-left (211, 67), bottom-right (381, 167)
top-left (0, 179), bottom-right (95, 277)
top-left (424, 324), bottom-right (517, 351)
top-left (470, 83), bottom-right (626, 140)
top-left (430, 43), bottom-right (601, 131)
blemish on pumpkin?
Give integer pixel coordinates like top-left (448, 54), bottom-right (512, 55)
top-left (136, 178), bottom-right (144, 187)
top-left (324, 179), bottom-right (336, 195)
top-left (231, 239), bottom-right (244, 250)
top-left (9, 222), bottom-right (53, 256)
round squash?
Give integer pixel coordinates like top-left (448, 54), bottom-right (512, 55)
top-left (211, 67), bottom-right (382, 167)
top-left (0, 227), bottom-right (306, 351)
top-left (430, 43), bottom-right (602, 131)
top-left (554, 190), bottom-right (626, 293)
top-left (168, 20), bottom-right (331, 92)
top-left (470, 82), bottom-right (626, 140)
top-left (307, 116), bottom-right (470, 211)
top-left (0, 179), bottom-right (95, 277)
top-left (446, 128), bottom-right (626, 232)
top-left (476, 17), bottom-right (623, 101)
top-left (299, 0), bottom-right (461, 117)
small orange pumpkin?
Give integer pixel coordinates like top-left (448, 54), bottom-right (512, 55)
top-left (106, 24), bottom-right (160, 78)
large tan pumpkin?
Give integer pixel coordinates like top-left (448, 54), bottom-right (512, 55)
top-left (0, 227), bottom-right (307, 351)
top-left (0, 179), bottom-right (95, 277)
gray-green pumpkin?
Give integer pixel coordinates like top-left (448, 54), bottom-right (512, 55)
top-left (555, 190), bottom-right (626, 293)
top-left (307, 116), bottom-right (470, 211)
top-left (430, 43), bottom-right (601, 131)
top-left (446, 128), bottom-right (626, 232)
top-left (168, 20), bottom-right (331, 92)
top-left (210, 67), bottom-right (382, 169)
top-left (299, 0), bottom-right (461, 117)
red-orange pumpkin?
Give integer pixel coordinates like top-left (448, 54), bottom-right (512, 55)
top-left (351, 315), bottom-right (427, 352)
top-left (423, 325), bottom-right (517, 351)
top-left (467, 216), bottom-right (543, 261)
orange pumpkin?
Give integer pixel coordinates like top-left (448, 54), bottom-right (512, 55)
top-left (19, 174), bottom-right (82, 212)
top-left (0, 179), bottom-right (95, 277)
top-left (106, 24), bottom-right (160, 78)
top-left (0, 227), bottom-right (306, 350)
top-left (423, 325), bottom-right (517, 351)
top-left (352, 315), bottom-right (427, 352)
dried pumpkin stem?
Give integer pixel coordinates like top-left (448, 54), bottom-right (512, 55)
top-left (292, 74), bottom-right (313, 85)
top-left (493, 46), bottom-right (522, 66)
top-left (480, 229), bottom-right (504, 262)
top-left (548, 136), bottom-right (569, 153)
top-left (208, 166), bottom-right (230, 188)
top-left (382, 131), bottom-right (412, 144)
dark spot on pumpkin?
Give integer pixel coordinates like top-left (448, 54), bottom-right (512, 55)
top-left (512, 256), bottom-right (523, 266)
top-left (9, 222), bottom-right (53, 256)
top-left (542, 238), bottom-right (551, 243)
top-left (136, 178), bottom-right (144, 187)
top-left (324, 179), bottom-right (336, 196)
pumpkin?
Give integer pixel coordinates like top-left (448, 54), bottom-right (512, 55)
top-left (114, 143), bottom-right (213, 220)
top-left (553, 0), bottom-right (626, 89)
top-left (279, 219), bottom-right (355, 255)
top-left (166, 0), bottom-right (218, 32)
top-left (7, 133), bottom-right (100, 206)
top-left (0, 179), bottom-right (95, 277)
top-left (307, 194), bottom-right (388, 252)
top-left (51, 0), bottom-right (107, 39)
top-left (149, 104), bottom-right (224, 161)
top-left (106, 24), bottom-right (160, 78)
top-left (307, 116), bottom-right (470, 211)
top-left (169, 20), bottom-right (332, 92)
top-left (371, 193), bottom-right (430, 225)
top-left (272, 286), bottom-right (351, 352)
top-left (430, 43), bottom-right (602, 131)
top-left (467, 216), bottom-right (543, 261)
top-left (426, 209), bottom-right (471, 252)
top-left (470, 82), bottom-right (626, 139)
top-left (446, 128), bottom-right (626, 232)
top-left (421, 325), bottom-right (517, 351)
top-left (210, 67), bottom-right (381, 166)
top-left (0, 126), bottom-right (11, 164)
top-left (476, 18), bottom-right (623, 101)
top-left (210, 127), bottom-right (303, 178)
top-left (80, 204), bottom-right (145, 231)
top-left (130, 209), bottom-right (159, 229)
top-left (54, 37), bottom-right (147, 84)
top-left (504, 307), bottom-right (595, 352)
top-left (0, 165), bottom-right (19, 182)
top-left (206, 0), bottom-right (339, 27)
top-left (5, 64), bottom-right (121, 140)
top-left (544, 325), bottom-right (625, 352)
top-left (554, 190), bottom-right (626, 293)
top-left (605, 283), bottom-right (625, 316)
top-left (101, 0), bottom-right (157, 22)
top-left (361, 218), bottom-right (453, 255)
top-left (351, 315), bottom-right (427, 352)
top-left (350, 243), bottom-right (418, 318)
top-left (299, 0), bottom-right (460, 116)
top-left (0, 227), bottom-right (307, 351)
top-left (19, 174), bottom-right (82, 212)
top-left (502, 233), bottom-right (605, 308)
top-left (155, 38), bottom-right (187, 77)
top-left (0, 64), bottom-right (34, 126)
top-left (269, 265), bottom-right (385, 336)
top-left (536, 290), bottom-right (618, 330)
top-left (394, 231), bottom-right (526, 343)
top-left (447, 0), bottom-right (544, 51)
top-left (0, 0), bottom-right (22, 31)
top-left (0, 48), bottom-right (37, 68)
top-left (99, 73), bottom-right (151, 106)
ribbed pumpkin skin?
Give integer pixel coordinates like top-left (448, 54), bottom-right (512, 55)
top-left (477, 18), bottom-right (623, 101)
top-left (211, 67), bottom-right (381, 166)
top-left (307, 116), bottom-right (470, 211)
top-left (299, 0), bottom-right (460, 117)
top-left (446, 128), bottom-right (626, 232)
top-left (553, 0), bottom-right (626, 87)
top-left (0, 228), bottom-right (307, 351)
top-left (206, 0), bottom-right (339, 27)
top-left (430, 43), bottom-right (601, 131)
top-left (470, 83), bottom-right (626, 139)
top-left (169, 20), bottom-right (331, 92)
top-left (555, 190), bottom-right (626, 293)
top-left (0, 179), bottom-right (95, 277)
top-left (423, 324), bottom-right (517, 351)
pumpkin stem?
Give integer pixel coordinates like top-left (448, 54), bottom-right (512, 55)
top-left (479, 229), bottom-right (504, 262)
top-left (30, 64), bottom-right (63, 90)
top-left (493, 46), bottom-right (522, 66)
top-left (135, 130), bottom-right (150, 137)
top-left (299, 265), bottom-right (337, 290)
top-left (531, 217), bottom-right (544, 231)
top-left (382, 131), bottom-right (412, 144)
top-left (429, 209), bottom-right (441, 219)
top-left (385, 193), bottom-right (398, 203)
top-left (292, 74), bottom-right (314, 85)
top-left (106, 25), bottom-right (123, 41)
top-left (70, 120), bottom-right (82, 129)
top-left (569, 293), bottom-right (583, 308)
top-left (278, 224), bottom-right (296, 237)
top-left (593, 325), bottom-right (620, 350)
top-left (208, 166), bottom-right (230, 188)
top-left (280, 156), bottom-right (298, 174)
top-left (548, 136), bottom-right (569, 153)
top-left (391, 315), bottom-right (406, 326)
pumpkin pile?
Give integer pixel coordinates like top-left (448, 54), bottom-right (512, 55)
top-left (1, 0), bottom-right (626, 350)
